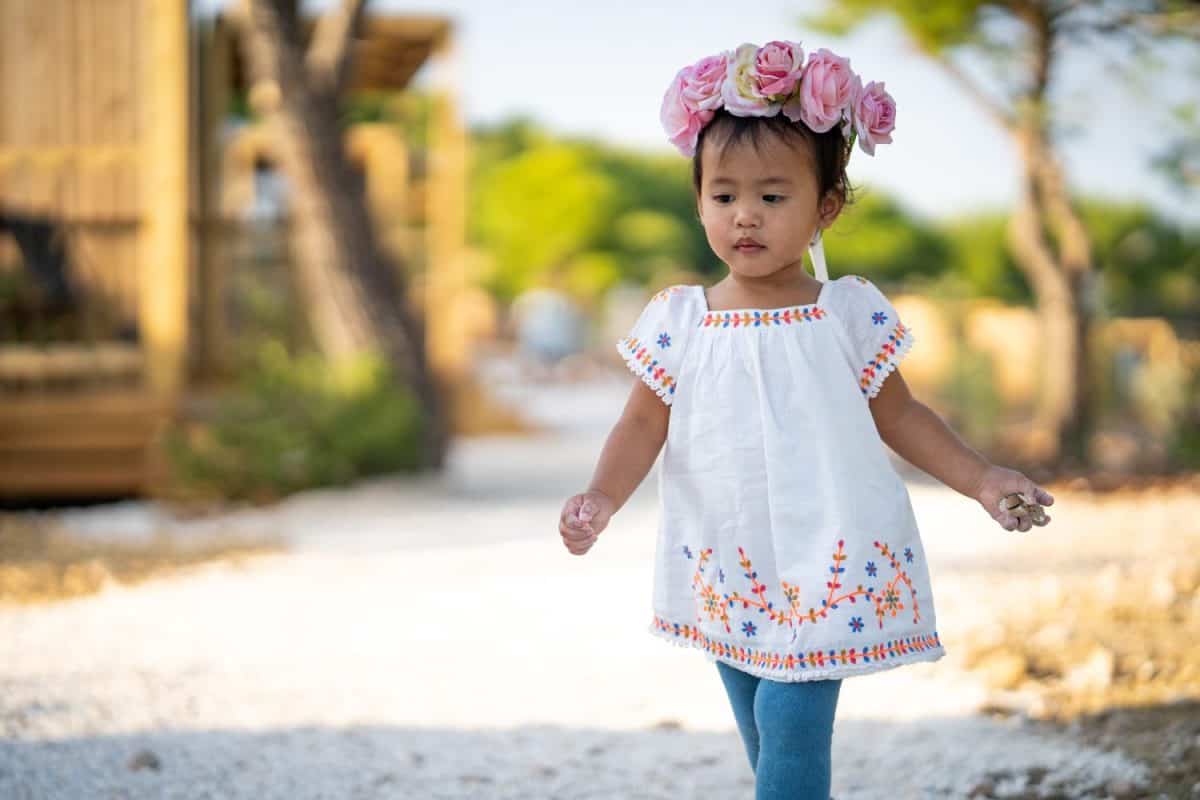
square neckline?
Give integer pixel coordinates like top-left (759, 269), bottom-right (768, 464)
top-left (699, 279), bottom-right (829, 315)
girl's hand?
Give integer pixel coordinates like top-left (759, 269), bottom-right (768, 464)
top-left (559, 490), bottom-right (616, 556)
top-left (972, 465), bottom-right (1055, 532)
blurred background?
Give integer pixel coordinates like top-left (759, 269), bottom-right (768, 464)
top-left (1, 2), bottom-right (1198, 798)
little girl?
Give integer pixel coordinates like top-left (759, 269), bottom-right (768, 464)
top-left (557, 41), bottom-right (1054, 800)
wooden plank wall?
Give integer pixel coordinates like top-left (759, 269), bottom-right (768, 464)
top-left (0, 0), bottom-right (145, 326)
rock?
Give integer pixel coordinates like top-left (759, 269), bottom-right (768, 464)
top-left (967, 779), bottom-right (995, 798)
top-left (1105, 779), bottom-right (1139, 799)
top-left (975, 650), bottom-right (1029, 690)
top-left (1025, 765), bottom-right (1049, 786)
top-left (1064, 646), bottom-right (1115, 692)
top-left (127, 748), bottom-right (161, 772)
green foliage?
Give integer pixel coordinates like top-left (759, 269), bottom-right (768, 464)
top-left (939, 211), bottom-right (1029, 303)
top-left (468, 122), bottom-right (718, 303)
top-left (164, 343), bottom-right (424, 502)
top-left (471, 143), bottom-right (619, 302)
top-left (465, 117), bottom-right (1198, 323)
top-left (560, 251), bottom-right (624, 300)
top-left (1077, 200), bottom-right (1200, 316)
top-left (823, 193), bottom-right (950, 282)
top-left (1166, 363), bottom-right (1200, 469)
top-left (802, 0), bottom-right (988, 53)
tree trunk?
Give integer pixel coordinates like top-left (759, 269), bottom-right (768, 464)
top-left (995, 4), bottom-right (1095, 470)
top-left (1007, 124), bottom-right (1094, 469)
top-left (233, 0), bottom-right (449, 469)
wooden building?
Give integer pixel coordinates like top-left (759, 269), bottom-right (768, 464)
top-left (0, 1), bottom-right (467, 498)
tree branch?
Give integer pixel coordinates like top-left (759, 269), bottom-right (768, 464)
top-left (928, 50), bottom-right (1015, 131)
top-left (306, 0), bottom-right (368, 98)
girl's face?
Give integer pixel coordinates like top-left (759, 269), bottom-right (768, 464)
top-left (696, 132), bottom-right (842, 282)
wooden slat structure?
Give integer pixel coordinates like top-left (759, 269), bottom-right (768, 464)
top-left (0, 2), bottom-right (465, 499)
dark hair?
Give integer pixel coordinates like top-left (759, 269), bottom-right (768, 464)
top-left (692, 108), bottom-right (855, 208)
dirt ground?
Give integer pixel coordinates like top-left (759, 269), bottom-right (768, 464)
top-left (1, 361), bottom-right (1197, 798)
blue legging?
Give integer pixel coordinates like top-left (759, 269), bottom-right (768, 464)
top-left (716, 660), bottom-right (842, 800)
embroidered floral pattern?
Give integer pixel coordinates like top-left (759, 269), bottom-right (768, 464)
top-left (618, 336), bottom-right (677, 399)
top-left (657, 331), bottom-right (672, 348)
top-left (651, 285), bottom-right (688, 303)
top-left (871, 310), bottom-right (888, 325)
top-left (688, 538), bottom-right (923, 638)
top-left (699, 306), bottom-right (827, 329)
top-left (859, 320), bottom-right (913, 399)
top-left (651, 614), bottom-right (942, 675)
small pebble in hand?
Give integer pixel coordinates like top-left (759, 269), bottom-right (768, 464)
top-left (998, 491), bottom-right (1046, 527)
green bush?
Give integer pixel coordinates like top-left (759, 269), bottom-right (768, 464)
top-left (1166, 362), bottom-right (1200, 470)
top-left (165, 342), bottom-right (425, 502)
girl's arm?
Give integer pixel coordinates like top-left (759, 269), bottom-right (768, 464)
top-left (868, 369), bottom-right (1054, 532)
top-left (560, 380), bottom-right (672, 555)
top-left (586, 380), bottom-right (672, 513)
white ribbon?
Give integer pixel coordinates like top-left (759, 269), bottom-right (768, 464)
top-left (808, 230), bottom-right (829, 283)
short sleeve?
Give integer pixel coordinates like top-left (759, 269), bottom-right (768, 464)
top-left (614, 285), bottom-right (695, 406)
top-left (836, 275), bottom-right (916, 400)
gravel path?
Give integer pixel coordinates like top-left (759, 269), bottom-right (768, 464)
top-left (0, 366), bottom-right (1156, 798)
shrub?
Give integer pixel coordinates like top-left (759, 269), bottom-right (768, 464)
top-left (165, 342), bottom-right (425, 502)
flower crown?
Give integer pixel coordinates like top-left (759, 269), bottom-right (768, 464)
top-left (660, 41), bottom-right (896, 160)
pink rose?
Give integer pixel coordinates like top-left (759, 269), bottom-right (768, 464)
top-left (660, 64), bottom-right (717, 157)
top-left (754, 40), bottom-right (805, 99)
top-left (721, 43), bottom-right (780, 117)
top-left (784, 47), bottom-right (857, 133)
top-left (680, 53), bottom-right (727, 113)
top-left (851, 78), bottom-right (896, 155)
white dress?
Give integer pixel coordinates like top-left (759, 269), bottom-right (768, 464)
top-left (615, 274), bottom-right (945, 682)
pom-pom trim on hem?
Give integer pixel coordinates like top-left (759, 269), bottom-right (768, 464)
top-left (646, 619), bottom-right (945, 682)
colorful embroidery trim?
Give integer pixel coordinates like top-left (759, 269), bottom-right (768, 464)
top-left (685, 538), bottom-right (923, 638)
top-left (699, 306), bottom-right (827, 329)
top-left (859, 320), bottom-right (913, 399)
top-left (618, 335), bottom-right (677, 399)
top-left (651, 285), bottom-right (688, 303)
top-left (650, 615), bottom-right (942, 674)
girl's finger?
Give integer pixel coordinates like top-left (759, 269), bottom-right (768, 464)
top-left (561, 496), bottom-right (584, 526)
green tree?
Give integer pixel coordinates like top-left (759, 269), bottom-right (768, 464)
top-left (471, 142), bottom-right (618, 302)
top-left (806, 0), bottom-right (1200, 469)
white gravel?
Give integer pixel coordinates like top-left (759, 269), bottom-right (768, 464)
top-left (0, 363), bottom-right (1154, 798)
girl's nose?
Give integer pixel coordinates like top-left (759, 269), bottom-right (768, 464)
top-left (734, 205), bottom-right (760, 227)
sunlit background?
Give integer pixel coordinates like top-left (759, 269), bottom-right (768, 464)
top-left (1, 1), bottom-right (1198, 798)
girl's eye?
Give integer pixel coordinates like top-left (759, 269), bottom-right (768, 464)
top-left (763, 194), bottom-right (785, 203)
top-left (713, 194), bottom-right (732, 203)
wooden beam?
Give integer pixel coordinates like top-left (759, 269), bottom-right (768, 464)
top-left (424, 28), bottom-right (469, 383)
top-left (137, 0), bottom-right (190, 397)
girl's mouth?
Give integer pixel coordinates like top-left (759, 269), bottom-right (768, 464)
top-left (735, 243), bottom-right (765, 252)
